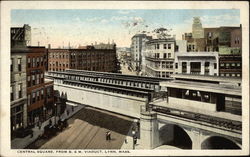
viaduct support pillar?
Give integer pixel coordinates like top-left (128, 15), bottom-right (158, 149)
top-left (140, 111), bottom-right (159, 149)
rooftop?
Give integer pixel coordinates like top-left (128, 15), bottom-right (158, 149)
top-left (152, 99), bottom-right (241, 122)
top-left (171, 74), bottom-right (242, 84)
top-left (160, 80), bottom-right (241, 96)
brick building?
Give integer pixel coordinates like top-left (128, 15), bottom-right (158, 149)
top-left (47, 44), bottom-right (119, 73)
top-left (26, 46), bottom-right (54, 125)
top-left (11, 25), bottom-right (55, 132)
top-left (182, 17), bottom-right (242, 77)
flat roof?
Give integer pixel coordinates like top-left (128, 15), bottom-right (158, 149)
top-left (160, 80), bottom-right (241, 96)
top-left (171, 74), bottom-right (242, 83)
top-left (152, 100), bottom-right (242, 122)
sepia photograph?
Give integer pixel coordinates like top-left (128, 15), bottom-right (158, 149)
top-left (0, 1), bottom-right (249, 156)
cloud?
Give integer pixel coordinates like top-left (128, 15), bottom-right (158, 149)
top-left (73, 17), bottom-right (81, 23)
top-left (117, 10), bottom-right (135, 14)
top-left (86, 17), bottom-right (109, 24)
top-left (100, 19), bottom-right (109, 24)
top-left (111, 16), bottom-right (129, 21)
top-left (200, 14), bottom-right (240, 27)
top-left (86, 17), bottom-right (100, 22)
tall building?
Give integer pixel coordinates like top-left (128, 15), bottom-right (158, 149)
top-left (192, 17), bottom-right (204, 39)
top-left (145, 38), bottom-right (176, 78)
top-left (26, 46), bottom-right (54, 125)
top-left (182, 17), bottom-right (242, 77)
top-left (47, 43), bottom-right (119, 73)
top-left (11, 24), bottom-right (31, 47)
top-left (130, 34), bottom-right (152, 72)
top-left (11, 25), bottom-right (54, 132)
top-left (11, 47), bottom-right (28, 134)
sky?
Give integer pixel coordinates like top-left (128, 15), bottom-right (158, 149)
top-left (11, 9), bottom-right (240, 48)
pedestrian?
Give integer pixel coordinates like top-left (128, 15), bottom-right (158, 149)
top-left (125, 138), bottom-right (127, 144)
top-left (108, 131), bottom-right (111, 141)
top-left (106, 131), bottom-right (109, 141)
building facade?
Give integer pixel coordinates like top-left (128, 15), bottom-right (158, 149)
top-left (11, 24), bottom-right (31, 47)
top-left (130, 34), bottom-right (152, 72)
top-left (192, 17), bottom-right (204, 39)
top-left (47, 44), bottom-right (119, 73)
top-left (11, 48), bottom-right (28, 133)
top-left (26, 46), bottom-right (54, 125)
top-left (174, 52), bottom-right (219, 76)
top-left (182, 17), bottom-right (242, 77)
top-left (145, 38), bottom-right (176, 78)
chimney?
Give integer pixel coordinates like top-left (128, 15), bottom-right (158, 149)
top-left (48, 44), bottom-right (51, 49)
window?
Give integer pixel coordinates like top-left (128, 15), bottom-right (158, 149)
top-left (40, 73), bottom-right (44, 83)
top-left (32, 58), bottom-right (35, 67)
top-left (27, 94), bottom-right (31, 106)
top-left (168, 53), bottom-right (171, 58)
top-left (164, 44), bottom-right (167, 49)
top-left (205, 62), bottom-right (210, 67)
top-left (208, 32), bottom-right (212, 37)
top-left (163, 53), bottom-right (167, 59)
top-left (18, 58), bottom-right (21, 71)
top-left (220, 63), bottom-right (224, 67)
top-left (237, 63), bottom-right (241, 67)
top-left (155, 53), bottom-right (160, 58)
top-left (37, 91), bottom-right (40, 101)
top-left (162, 62), bottom-right (166, 68)
top-left (41, 90), bottom-right (44, 99)
top-left (32, 75), bottom-right (35, 85)
top-left (156, 44), bottom-right (160, 49)
top-left (18, 84), bottom-right (22, 98)
top-left (27, 57), bottom-right (31, 68)
top-left (36, 74), bottom-right (40, 84)
top-left (11, 59), bottom-right (13, 72)
top-left (41, 56), bottom-right (43, 66)
top-left (27, 76), bottom-right (31, 87)
top-left (37, 57), bottom-right (40, 67)
top-left (11, 86), bottom-right (14, 101)
top-left (168, 44), bottom-right (171, 49)
top-left (32, 92), bottom-right (36, 103)
top-left (214, 63), bottom-right (217, 69)
top-left (162, 72), bottom-right (166, 78)
top-left (175, 63), bottom-right (178, 69)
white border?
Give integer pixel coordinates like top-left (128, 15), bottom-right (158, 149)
top-left (0, 1), bottom-right (249, 156)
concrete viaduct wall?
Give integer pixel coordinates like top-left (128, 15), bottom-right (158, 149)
top-left (140, 112), bottom-right (242, 149)
top-left (54, 82), bottom-right (147, 118)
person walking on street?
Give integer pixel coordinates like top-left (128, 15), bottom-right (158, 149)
top-left (108, 131), bottom-right (111, 141)
top-left (106, 131), bottom-right (109, 141)
top-left (106, 131), bottom-right (111, 141)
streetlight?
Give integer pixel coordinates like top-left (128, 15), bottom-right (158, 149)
top-left (43, 106), bottom-right (46, 121)
top-left (132, 130), bottom-right (137, 150)
top-left (54, 103), bottom-right (57, 125)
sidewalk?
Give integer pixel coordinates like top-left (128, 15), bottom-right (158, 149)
top-left (11, 103), bottom-right (84, 149)
top-left (121, 120), bottom-right (140, 149)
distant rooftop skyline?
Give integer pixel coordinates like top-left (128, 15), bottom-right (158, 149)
top-left (11, 9), bottom-right (240, 48)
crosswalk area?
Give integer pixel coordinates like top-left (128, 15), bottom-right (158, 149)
top-left (40, 107), bottom-right (134, 149)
